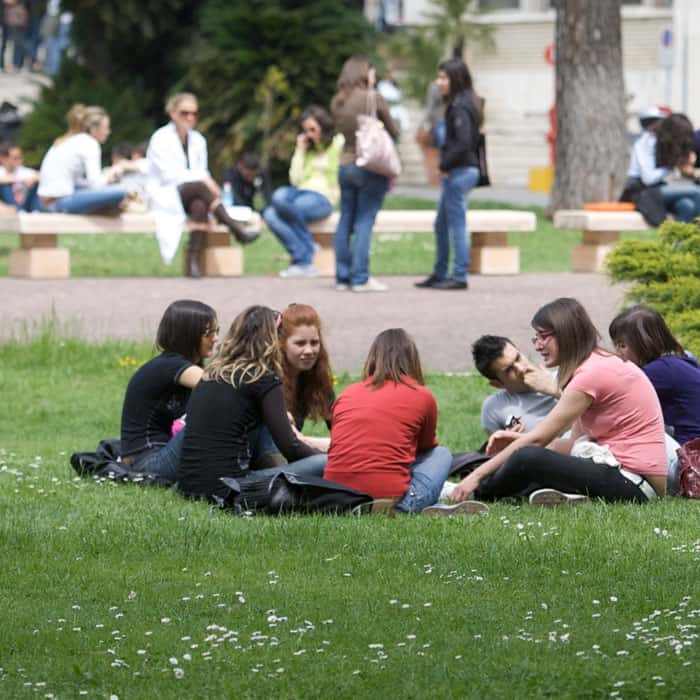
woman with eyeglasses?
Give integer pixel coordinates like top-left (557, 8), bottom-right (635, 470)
top-left (120, 299), bottom-right (219, 483)
top-left (263, 106), bottom-right (344, 278)
top-left (451, 297), bottom-right (668, 506)
top-left (176, 305), bottom-right (326, 503)
top-left (250, 303), bottom-right (334, 469)
top-left (146, 92), bottom-right (259, 277)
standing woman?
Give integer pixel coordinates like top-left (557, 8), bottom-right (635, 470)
top-left (331, 56), bottom-right (398, 293)
top-left (415, 58), bottom-right (482, 291)
top-left (451, 298), bottom-right (668, 505)
top-left (263, 106), bottom-right (344, 278)
top-left (38, 105), bottom-right (128, 214)
top-left (324, 329), bottom-right (475, 514)
top-left (146, 92), bottom-right (258, 276)
top-left (176, 305), bottom-right (326, 503)
top-left (120, 300), bottom-right (219, 483)
top-left (609, 305), bottom-right (700, 445)
top-left (251, 303), bottom-right (334, 468)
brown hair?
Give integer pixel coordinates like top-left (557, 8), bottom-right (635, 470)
top-left (609, 305), bottom-right (684, 366)
top-left (155, 299), bottom-right (217, 366)
top-left (300, 105), bottom-right (335, 148)
top-left (362, 328), bottom-right (424, 389)
top-left (206, 305), bottom-right (283, 387)
top-left (280, 303), bottom-right (333, 422)
top-left (330, 56), bottom-right (371, 112)
top-left (531, 298), bottom-right (601, 390)
top-left (656, 113), bottom-right (694, 169)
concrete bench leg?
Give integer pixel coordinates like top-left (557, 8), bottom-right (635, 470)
top-left (10, 234), bottom-right (70, 279)
top-left (313, 246), bottom-right (335, 276)
top-left (572, 230), bottom-right (620, 273)
top-left (200, 231), bottom-right (243, 277)
top-left (470, 232), bottom-right (520, 275)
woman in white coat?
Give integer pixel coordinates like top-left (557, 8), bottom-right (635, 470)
top-left (146, 93), bottom-right (259, 277)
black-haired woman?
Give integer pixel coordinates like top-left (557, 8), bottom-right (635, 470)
top-left (120, 299), bottom-right (219, 482)
top-left (263, 105), bottom-right (344, 278)
top-left (415, 57), bottom-right (482, 291)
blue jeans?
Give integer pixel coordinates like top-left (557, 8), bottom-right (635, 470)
top-left (263, 186), bottom-right (332, 265)
top-left (249, 424), bottom-right (328, 475)
top-left (334, 164), bottom-right (389, 286)
top-left (432, 121), bottom-right (446, 150)
top-left (433, 166), bottom-right (480, 282)
top-left (396, 446), bottom-right (453, 513)
top-left (129, 428), bottom-right (185, 482)
top-left (0, 182), bottom-right (41, 212)
top-left (45, 187), bottom-right (127, 214)
top-left (661, 183), bottom-right (700, 223)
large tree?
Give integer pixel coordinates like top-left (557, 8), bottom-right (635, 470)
top-left (551, 0), bottom-right (628, 211)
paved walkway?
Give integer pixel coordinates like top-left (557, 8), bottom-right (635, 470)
top-left (1, 273), bottom-right (628, 372)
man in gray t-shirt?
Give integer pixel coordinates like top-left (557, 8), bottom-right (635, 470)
top-left (472, 335), bottom-right (560, 436)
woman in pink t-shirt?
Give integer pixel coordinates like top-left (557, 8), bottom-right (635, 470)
top-left (451, 297), bottom-right (668, 505)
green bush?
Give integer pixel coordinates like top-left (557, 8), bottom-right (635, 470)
top-left (607, 220), bottom-right (700, 355)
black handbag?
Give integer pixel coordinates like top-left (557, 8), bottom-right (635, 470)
top-left (477, 133), bottom-right (490, 187)
top-left (450, 450), bottom-right (489, 478)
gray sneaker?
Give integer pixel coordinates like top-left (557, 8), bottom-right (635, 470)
top-left (279, 263), bottom-right (318, 278)
top-left (528, 488), bottom-right (590, 507)
top-left (421, 501), bottom-right (489, 516)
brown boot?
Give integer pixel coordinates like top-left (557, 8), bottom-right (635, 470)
top-left (213, 203), bottom-right (260, 244)
top-left (185, 230), bottom-right (206, 278)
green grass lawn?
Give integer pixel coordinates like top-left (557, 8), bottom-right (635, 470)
top-left (1, 336), bottom-right (697, 698)
top-left (0, 196), bottom-right (658, 277)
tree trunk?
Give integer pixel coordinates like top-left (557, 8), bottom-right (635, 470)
top-left (551, 0), bottom-right (628, 212)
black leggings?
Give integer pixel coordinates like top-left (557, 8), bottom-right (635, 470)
top-left (477, 445), bottom-right (650, 503)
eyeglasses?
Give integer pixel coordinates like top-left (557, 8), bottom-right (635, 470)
top-left (203, 326), bottom-right (220, 337)
top-left (531, 330), bottom-right (554, 346)
top-left (178, 110), bottom-right (198, 117)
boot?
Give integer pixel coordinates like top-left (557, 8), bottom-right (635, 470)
top-left (185, 230), bottom-right (206, 278)
top-left (213, 203), bottom-right (260, 245)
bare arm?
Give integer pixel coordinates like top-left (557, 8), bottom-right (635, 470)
top-left (178, 365), bottom-right (204, 388)
top-left (450, 389), bottom-right (592, 502)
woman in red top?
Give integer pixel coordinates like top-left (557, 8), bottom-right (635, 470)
top-left (324, 328), bottom-right (454, 512)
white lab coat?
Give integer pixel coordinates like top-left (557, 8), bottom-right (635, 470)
top-left (146, 122), bottom-right (211, 264)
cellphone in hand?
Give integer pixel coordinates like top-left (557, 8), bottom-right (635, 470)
top-left (505, 414), bottom-right (522, 429)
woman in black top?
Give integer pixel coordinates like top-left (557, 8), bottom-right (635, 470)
top-left (120, 299), bottom-right (218, 482)
top-left (176, 305), bottom-right (326, 502)
top-left (251, 303), bottom-right (334, 468)
top-left (415, 57), bottom-right (482, 291)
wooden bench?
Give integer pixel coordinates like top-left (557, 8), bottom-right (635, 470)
top-left (1, 212), bottom-right (260, 279)
top-left (2, 208), bottom-right (536, 278)
top-left (308, 209), bottom-right (537, 276)
top-left (553, 209), bottom-right (651, 273)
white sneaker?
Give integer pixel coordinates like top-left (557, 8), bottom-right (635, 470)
top-left (279, 263), bottom-right (318, 278)
top-left (335, 282), bottom-right (350, 291)
top-left (528, 488), bottom-right (590, 507)
top-left (421, 501), bottom-right (489, 516)
top-left (439, 480), bottom-right (458, 501)
top-left (351, 277), bottom-right (388, 293)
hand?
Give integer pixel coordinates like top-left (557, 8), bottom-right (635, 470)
top-left (450, 473), bottom-right (481, 503)
top-left (522, 365), bottom-right (559, 396)
top-left (296, 133), bottom-right (309, 150)
top-left (486, 429), bottom-right (522, 456)
top-left (23, 173), bottom-right (40, 187)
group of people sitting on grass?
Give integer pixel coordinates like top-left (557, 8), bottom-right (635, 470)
top-left (111, 295), bottom-right (700, 515)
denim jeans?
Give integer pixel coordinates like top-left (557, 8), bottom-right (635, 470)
top-left (249, 424), bottom-right (328, 474)
top-left (433, 166), bottom-right (480, 282)
top-left (0, 182), bottom-right (41, 212)
top-left (395, 446), bottom-right (453, 513)
top-left (263, 186), bottom-right (332, 265)
top-left (660, 183), bottom-right (700, 223)
top-left (45, 187), bottom-right (127, 214)
top-left (129, 428), bottom-right (185, 482)
top-left (432, 121), bottom-right (446, 150)
top-left (334, 164), bottom-right (389, 286)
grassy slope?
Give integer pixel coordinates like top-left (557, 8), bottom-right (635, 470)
top-left (1, 337), bottom-right (697, 698)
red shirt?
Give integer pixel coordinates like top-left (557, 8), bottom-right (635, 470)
top-left (324, 377), bottom-right (439, 497)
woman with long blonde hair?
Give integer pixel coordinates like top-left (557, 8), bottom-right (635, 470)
top-left (176, 305), bottom-right (326, 502)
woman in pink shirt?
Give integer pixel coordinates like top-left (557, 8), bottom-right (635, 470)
top-left (451, 297), bottom-right (668, 505)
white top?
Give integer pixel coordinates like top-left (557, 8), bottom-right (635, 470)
top-left (0, 164), bottom-right (37, 181)
top-left (38, 133), bottom-right (106, 198)
top-left (146, 122), bottom-right (209, 189)
top-left (627, 130), bottom-right (670, 186)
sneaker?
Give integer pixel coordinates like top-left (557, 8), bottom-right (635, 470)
top-left (351, 277), bottom-right (389, 293)
top-left (528, 488), bottom-right (590, 507)
top-left (335, 282), bottom-right (350, 291)
top-left (439, 480), bottom-right (458, 501)
top-left (279, 263), bottom-right (318, 278)
top-left (421, 500), bottom-right (489, 516)
top-left (351, 498), bottom-right (398, 516)
top-left (432, 278), bottom-right (468, 290)
top-left (414, 275), bottom-right (442, 289)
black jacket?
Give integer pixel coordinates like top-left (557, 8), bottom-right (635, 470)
top-left (439, 91), bottom-right (480, 172)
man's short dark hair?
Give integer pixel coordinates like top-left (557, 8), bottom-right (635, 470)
top-left (238, 152), bottom-right (260, 171)
top-left (472, 335), bottom-right (512, 380)
top-left (0, 142), bottom-right (13, 157)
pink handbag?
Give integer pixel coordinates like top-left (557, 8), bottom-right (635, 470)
top-left (355, 91), bottom-right (402, 179)
top-left (678, 438), bottom-right (700, 498)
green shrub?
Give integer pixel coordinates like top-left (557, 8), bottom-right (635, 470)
top-left (606, 220), bottom-right (700, 355)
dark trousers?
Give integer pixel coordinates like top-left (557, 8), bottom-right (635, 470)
top-left (178, 180), bottom-right (214, 227)
top-left (477, 445), bottom-right (650, 503)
